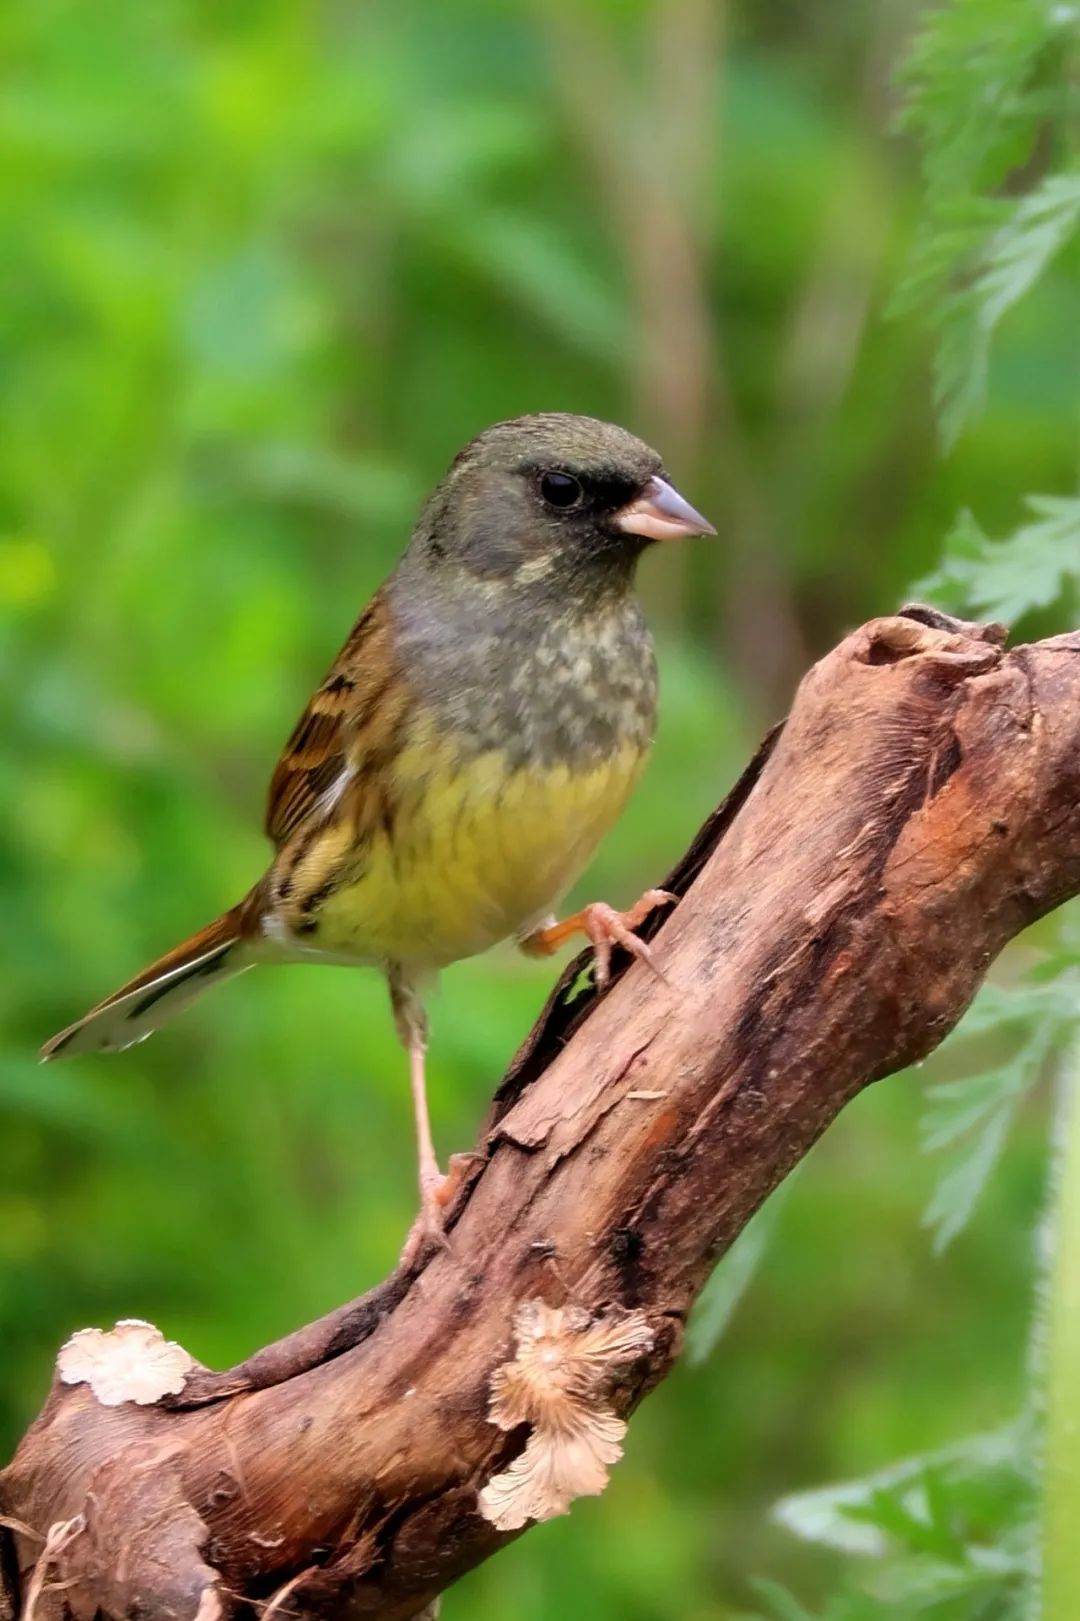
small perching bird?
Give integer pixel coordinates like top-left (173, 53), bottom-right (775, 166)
top-left (42, 414), bottom-right (714, 1248)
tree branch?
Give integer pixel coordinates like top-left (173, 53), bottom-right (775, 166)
top-left (4, 609), bottom-right (1080, 1621)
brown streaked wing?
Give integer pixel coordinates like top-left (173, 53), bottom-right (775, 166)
top-left (264, 590), bottom-right (399, 848)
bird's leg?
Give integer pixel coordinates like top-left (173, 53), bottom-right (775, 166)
top-left (390, 972), bottom-right (451, 1261)
top-left (519, 888), bottom-right (677, 990)
top-left (408, 1036), bottom-right (445, 1223)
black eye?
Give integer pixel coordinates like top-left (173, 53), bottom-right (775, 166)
top-left (539, 471), bottom-right (583, 509)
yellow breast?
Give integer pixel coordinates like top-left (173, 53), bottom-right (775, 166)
top-left (307, 725), bottom-right (649, 969)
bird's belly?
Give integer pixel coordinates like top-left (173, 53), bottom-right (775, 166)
top-left (309, 739), bottom-right (649, 968)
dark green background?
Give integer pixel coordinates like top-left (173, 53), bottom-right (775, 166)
top-left (1, 2), bottom-right (1072, 1615)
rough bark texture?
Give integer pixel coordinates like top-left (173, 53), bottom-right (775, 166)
top-left (4, 609), bottom-right (1080, 1620)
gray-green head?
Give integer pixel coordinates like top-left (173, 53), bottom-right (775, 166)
top-left (407, 412), bottom-right (714, 594)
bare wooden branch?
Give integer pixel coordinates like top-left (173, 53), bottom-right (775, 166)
top-left (4, 610), bottom-right (1080, 1620)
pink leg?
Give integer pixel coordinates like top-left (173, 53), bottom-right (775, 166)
top-left (387, 976), bottom-right (500, 1264)
top-left (392, 970), bottom-right (458, 1264)
top-left (408, 1035), bottom-right (445, 1228)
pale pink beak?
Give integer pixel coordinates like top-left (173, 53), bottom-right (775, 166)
top-left (615, 476), bottom-right (716, 542)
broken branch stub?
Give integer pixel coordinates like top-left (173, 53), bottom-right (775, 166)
top-left (3, 611), bottom-right (1080, 1620)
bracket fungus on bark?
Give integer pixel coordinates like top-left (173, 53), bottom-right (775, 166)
top-left (56, 1320), bottom-right (196, 1408)
top-left (478, 1300), bottom-right (655, 1531)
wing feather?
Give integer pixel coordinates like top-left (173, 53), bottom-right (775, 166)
top-left (264, 591), bottom-right (399, 849)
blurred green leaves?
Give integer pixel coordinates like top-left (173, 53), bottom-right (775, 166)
top-left (919, 977), bottom-right (1079, 1253)
top-left (929, 173), bottom-right (1080, 448)
top-left (687, 1174), bottom-right (799, 1366)
top-left (914, 497), bottom-right (1080, 624)
top-left (759, 1423), bottom-right (1034, 1619)
top-left (895, 0), bottom-right (1080, 447)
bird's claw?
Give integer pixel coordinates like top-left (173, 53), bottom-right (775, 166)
top-left (400, 1183), bottom-right (451, 1268)
top-left (399, 1152), bottom-right (484, 1267)
top-left (582, 888), bottom-right (677, 990)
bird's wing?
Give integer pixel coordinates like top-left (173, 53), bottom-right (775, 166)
top-left (264, 589), bottom-right (404, 849)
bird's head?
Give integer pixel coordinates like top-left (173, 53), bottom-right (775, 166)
top-left (410, 413), bottom-right (715, 597)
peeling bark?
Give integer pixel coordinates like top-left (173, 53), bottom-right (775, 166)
top-left (3, 609), bottom-right (1079, 1620)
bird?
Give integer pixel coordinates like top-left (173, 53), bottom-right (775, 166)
top-left (41, 413), bottom-right (715, 1249)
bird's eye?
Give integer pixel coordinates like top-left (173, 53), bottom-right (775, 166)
top-left (539, 471), bottom-right (583, 509)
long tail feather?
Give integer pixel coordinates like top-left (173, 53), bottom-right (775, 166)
top-left (41, 904), bottom-right (253, 1061)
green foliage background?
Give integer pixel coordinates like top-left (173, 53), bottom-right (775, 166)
top-left (1, 1), bottom-right (1078, 1615)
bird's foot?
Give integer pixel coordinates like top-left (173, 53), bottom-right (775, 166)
top-left (522, 889), bottom-right (677, 990)
top-left (398, 1152), bottom-right (483, 1268)
top-left (399, 1174), bottom-right (451, 1269)
top-left (579, 891), bottom-right (677, 988)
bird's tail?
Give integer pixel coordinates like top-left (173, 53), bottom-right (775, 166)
top-left (40, 901), bottom-right (255, 1062)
